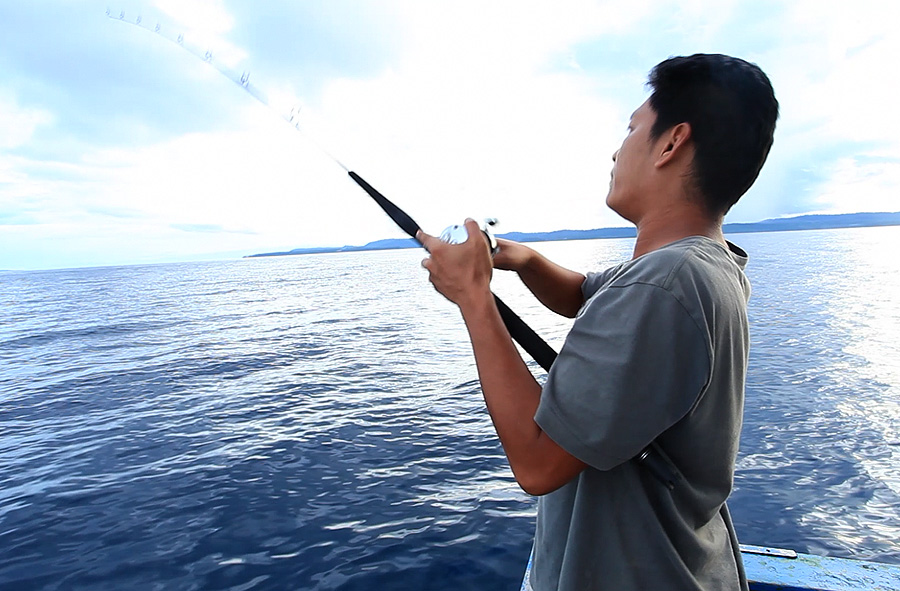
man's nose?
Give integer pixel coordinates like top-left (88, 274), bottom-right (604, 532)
top-left (612, 150), bottom-right (618, 162)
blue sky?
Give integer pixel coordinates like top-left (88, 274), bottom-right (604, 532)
top-left (1, 0), bottom-right (898, 270)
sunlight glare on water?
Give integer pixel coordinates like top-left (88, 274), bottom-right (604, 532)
top-left (732, 227), bottom-right (900, 562)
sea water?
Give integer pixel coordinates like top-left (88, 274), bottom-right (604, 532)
top-left (1, 227), bottom-right (898, 590)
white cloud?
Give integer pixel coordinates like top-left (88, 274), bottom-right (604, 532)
top-left (5, 0), bottom-right (638, 271)
top-left (152, 0), bottom-right (234, 35)
top-left (108, 0), bottom-right (248, 70)
top-left (813, 157), bottom-right (900, 214)
top-left (662, 0), bottom-right (742, 44)
top-left (77, 103), bottom-right (389, 247)
top-left (773, 0), bottom-right (900, 139)
top-left (5, 0), bottom-right (900, 269)
top-left (300, 1), bottom-right (649, 235)
top-left (0, 96), bottom-right (53, 150)
top-left (394, 0), bottom-right (654, 76)
top-left (749, 0), bottom-right (900, 215)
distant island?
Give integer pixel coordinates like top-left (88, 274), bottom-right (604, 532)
top-left (246, 211), bottom-right (900, 258)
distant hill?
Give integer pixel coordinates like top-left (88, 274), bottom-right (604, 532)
top-left (246, 211), bottom-right (900, 258)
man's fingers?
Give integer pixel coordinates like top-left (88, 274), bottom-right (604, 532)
top-left (418, 221), bottom-right (486, 255)
top-left (463, 219), bottom-right (481, 243)
top-left (416, 229), bottom-right (438, 252)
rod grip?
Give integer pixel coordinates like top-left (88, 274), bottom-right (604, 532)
top-left (349, 171), bottom-right (421, 240)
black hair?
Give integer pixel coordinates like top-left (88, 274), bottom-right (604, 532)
top-left (648, 54), bottom-right (779, 214)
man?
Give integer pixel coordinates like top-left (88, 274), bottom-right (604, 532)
top-left (418, 54), bottom-right (778, 590)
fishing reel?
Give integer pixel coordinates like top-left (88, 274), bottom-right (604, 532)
top-left (439, 218), bottom-right (499, 256)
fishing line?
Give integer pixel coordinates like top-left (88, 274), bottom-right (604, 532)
top-left (106, 9), bottom-right (561, 364)
top-left (107, 8), bottom-right (680, 488)
top-left (106, 8), bottom-right (348, 172)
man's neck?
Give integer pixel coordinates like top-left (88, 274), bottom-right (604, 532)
top-left (631, 209), bottom-right (726, 259)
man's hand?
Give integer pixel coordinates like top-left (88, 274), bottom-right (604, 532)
top-left (492, 237), bottom-right (587, 319)
top-left (417, 219), bottom-right (494, 309)
top-left (418, 220), bottom-right (588, 496)
top-left (492, 238), bottom-right (535, 272)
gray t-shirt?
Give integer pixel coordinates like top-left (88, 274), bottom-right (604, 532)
top-left (531, 236), bottom-right (751, 591)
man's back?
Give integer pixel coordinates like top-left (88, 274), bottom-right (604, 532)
top-left (531, 237), bottom-right (751, 590)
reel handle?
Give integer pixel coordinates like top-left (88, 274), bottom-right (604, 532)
top-left (439, 218), bottom-right (499, 256)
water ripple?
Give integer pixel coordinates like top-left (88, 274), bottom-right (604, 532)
top-left (2, 230), bottom-right (900, 589)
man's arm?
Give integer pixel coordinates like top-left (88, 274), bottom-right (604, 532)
top-left (493, 239), bottom-right (586, 318)
top-left (418, 221), bottom-right (587, 495)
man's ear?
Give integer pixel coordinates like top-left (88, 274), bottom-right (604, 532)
top-left (654, 122), bottom-right (692, 168)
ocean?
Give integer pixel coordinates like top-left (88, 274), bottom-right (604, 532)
top-left (1, 226), bottom-right (899, 590)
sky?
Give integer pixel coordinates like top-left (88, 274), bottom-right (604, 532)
top-left (1, 0), bottom-right (898, 271)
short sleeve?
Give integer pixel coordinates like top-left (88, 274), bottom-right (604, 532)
top-left (581, 266), bottom-right (623, 299)
top-left (535, 281), bottom-right (711, 471)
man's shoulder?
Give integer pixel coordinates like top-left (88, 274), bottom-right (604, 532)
top-left (584, 237), bottom-right (746, 301)
top-left (608, 237), bottom-right (716, 289)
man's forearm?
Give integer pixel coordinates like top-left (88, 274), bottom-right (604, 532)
top-left (458, 291), bottom-right (588, 495)
top-left (512, 249), bottom-right (586, 318)
top-left (417, 223), bottom-right (587, 494)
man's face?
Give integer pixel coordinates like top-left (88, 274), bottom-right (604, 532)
top-left (606, 99), bottom-right (658, 221)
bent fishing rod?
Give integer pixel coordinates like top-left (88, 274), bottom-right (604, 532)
top-left (107, 9), bottom-right (557, 371)
top-left (108, 9), bottom-right (681, 489)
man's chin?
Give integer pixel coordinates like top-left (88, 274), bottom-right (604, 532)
top-left (605, 195), bottom-right (634, 223)
top-left (604, 191), bottom-right (616, 211)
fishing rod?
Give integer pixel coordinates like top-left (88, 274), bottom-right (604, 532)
top-left (107, 8), bottom-right (682, 489)
top-left (106, 8), bottom-right (558, 372)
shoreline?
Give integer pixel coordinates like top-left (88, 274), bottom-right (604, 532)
top-left (245, 211), bottom-right (900, 259)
